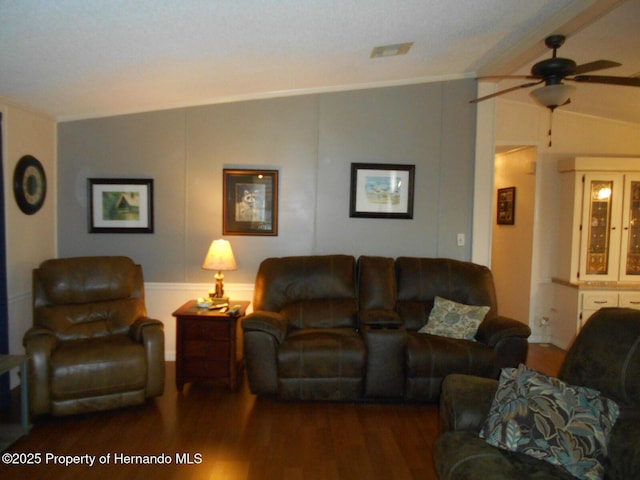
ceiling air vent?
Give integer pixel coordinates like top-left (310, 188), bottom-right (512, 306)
top-left (370, 42), bottom-right (413, 59)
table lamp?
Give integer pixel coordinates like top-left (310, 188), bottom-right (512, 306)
top-left (202, 239), bottom-right (238, 303)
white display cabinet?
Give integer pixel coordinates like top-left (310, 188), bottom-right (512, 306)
top-left (553, 157), bottom-right (640, 337)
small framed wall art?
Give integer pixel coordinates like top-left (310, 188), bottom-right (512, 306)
top-left (223, 169), bottom-right (278, 236)
top-left (497, 186), bottom-right (516, 225)
top-left (349, 163), bottom-right (415, 219)
top-left (88, 178), bottom-right (154, 233)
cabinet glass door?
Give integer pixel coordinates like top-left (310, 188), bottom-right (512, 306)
top-left (621, 176), bottom-right (640, 280)
top-left (580, 173), bottom-right (622, 282)
top-left (585, 179), bottom-right (614, 275)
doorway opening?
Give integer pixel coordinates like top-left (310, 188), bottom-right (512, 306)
top-left (490, 146), bottom-right (539, 339)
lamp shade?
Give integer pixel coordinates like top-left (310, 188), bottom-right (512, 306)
top-left (202, 239), bottom-right (238, 271)
top-left (529, 84), bottom-right (575, 109)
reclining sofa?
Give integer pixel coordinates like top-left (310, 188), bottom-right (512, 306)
top-left (242, 254), bottom-right (531, 402)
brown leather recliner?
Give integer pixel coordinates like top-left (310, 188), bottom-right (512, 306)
top-left (24, 256), bottom-right (165, 416)
top-left (358, 256), bottom-right (531, 402)
top-left (434, 307), bottom-right (640, 480)
top-left (242, 255), bottom-right (366, 400)
top-left (396, 257), bottom-right (530, 401)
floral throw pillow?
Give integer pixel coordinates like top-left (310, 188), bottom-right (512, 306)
top-left (418, 296), bottom-right (488, 340)
top-left (479, 364), bottom-right (620, 480)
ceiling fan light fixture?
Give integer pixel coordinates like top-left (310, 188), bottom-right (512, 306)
top-left (529, 84), bottom-right (575, 110)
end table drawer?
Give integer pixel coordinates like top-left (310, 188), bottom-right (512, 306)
top-left (184, 340), bottom-right (230, 358)
top-left (183, 319), bottom-right (230, 340)
top-left (184, 359), bottom-right (229, 377)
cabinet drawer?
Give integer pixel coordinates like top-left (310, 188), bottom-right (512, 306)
top-left (184, 340), bottom-right (230, 358)
top-left (619, 293), bottom-right (640, 310)
top-left (582, 292), bottom-right (618, 309)
top-left (182, 319), bottom-right (230, 340)
top-left (183, 358), bottom-right (229, 377)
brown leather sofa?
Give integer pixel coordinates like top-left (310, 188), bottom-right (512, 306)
top-left (242, 254), bottom-right (531, 401)
top-left (360, 256), bottom-right (530, 401)
top-left (242, 255), bottom-right (365, 400)
top-left (434, 308), bottom-right (640, 480)
top-left (23, 256), bottom-right (165, 416)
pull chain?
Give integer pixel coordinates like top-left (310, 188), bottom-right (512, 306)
top-left (548, 108), bottom-right (554, 147)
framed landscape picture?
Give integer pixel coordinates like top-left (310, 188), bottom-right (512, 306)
top-left (349, 163), bottom-right (415, 219)
top-left (88, 178), bottom-right (154, 233)
top-left (223, 169), bottom-right (278, 236)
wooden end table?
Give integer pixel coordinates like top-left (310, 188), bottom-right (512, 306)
top-left (172, 300), bottom-right (249, 391)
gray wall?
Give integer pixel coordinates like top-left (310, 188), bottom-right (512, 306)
top-left (58, 79), bottom-right (476, 283)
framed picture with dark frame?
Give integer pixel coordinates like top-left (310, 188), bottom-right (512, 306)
top-left (223, 169), bottom-right (278, 236)
top-left (88, 178), bottom-right (154, 233)
top-left (497, 186), bottom-right (516, 225)
top-left (349, 163), bottom-right (415, 219)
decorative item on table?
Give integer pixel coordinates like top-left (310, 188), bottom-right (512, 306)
top-left (202, 239), bottom-right (238, 304)
top-left (196, 297), bottom-right (213, 309)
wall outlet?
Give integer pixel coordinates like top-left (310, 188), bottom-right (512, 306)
top-left (457, 233), bottom-right (465, 246)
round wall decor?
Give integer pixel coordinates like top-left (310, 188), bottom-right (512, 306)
top-left (13, 155), bottom-right (47, 215)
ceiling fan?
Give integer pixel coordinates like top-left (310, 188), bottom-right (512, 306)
top-left (471, 34), bottom-right (640, 111)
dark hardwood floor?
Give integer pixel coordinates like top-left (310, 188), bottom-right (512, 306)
top-left (0, 344), bottom-right (565, 480)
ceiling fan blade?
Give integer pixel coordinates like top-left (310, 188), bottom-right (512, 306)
top-left (470, 80), bottom-right (544, 103)
top-left (476, 75), bottom-right (539, 80)
top-left (569, 75), bottom-right (640, 87)
top-left (573, 60), bottom-right (621, 75)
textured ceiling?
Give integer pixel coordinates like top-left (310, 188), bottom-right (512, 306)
top-left (0, 0), bottom-right (638, 123)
